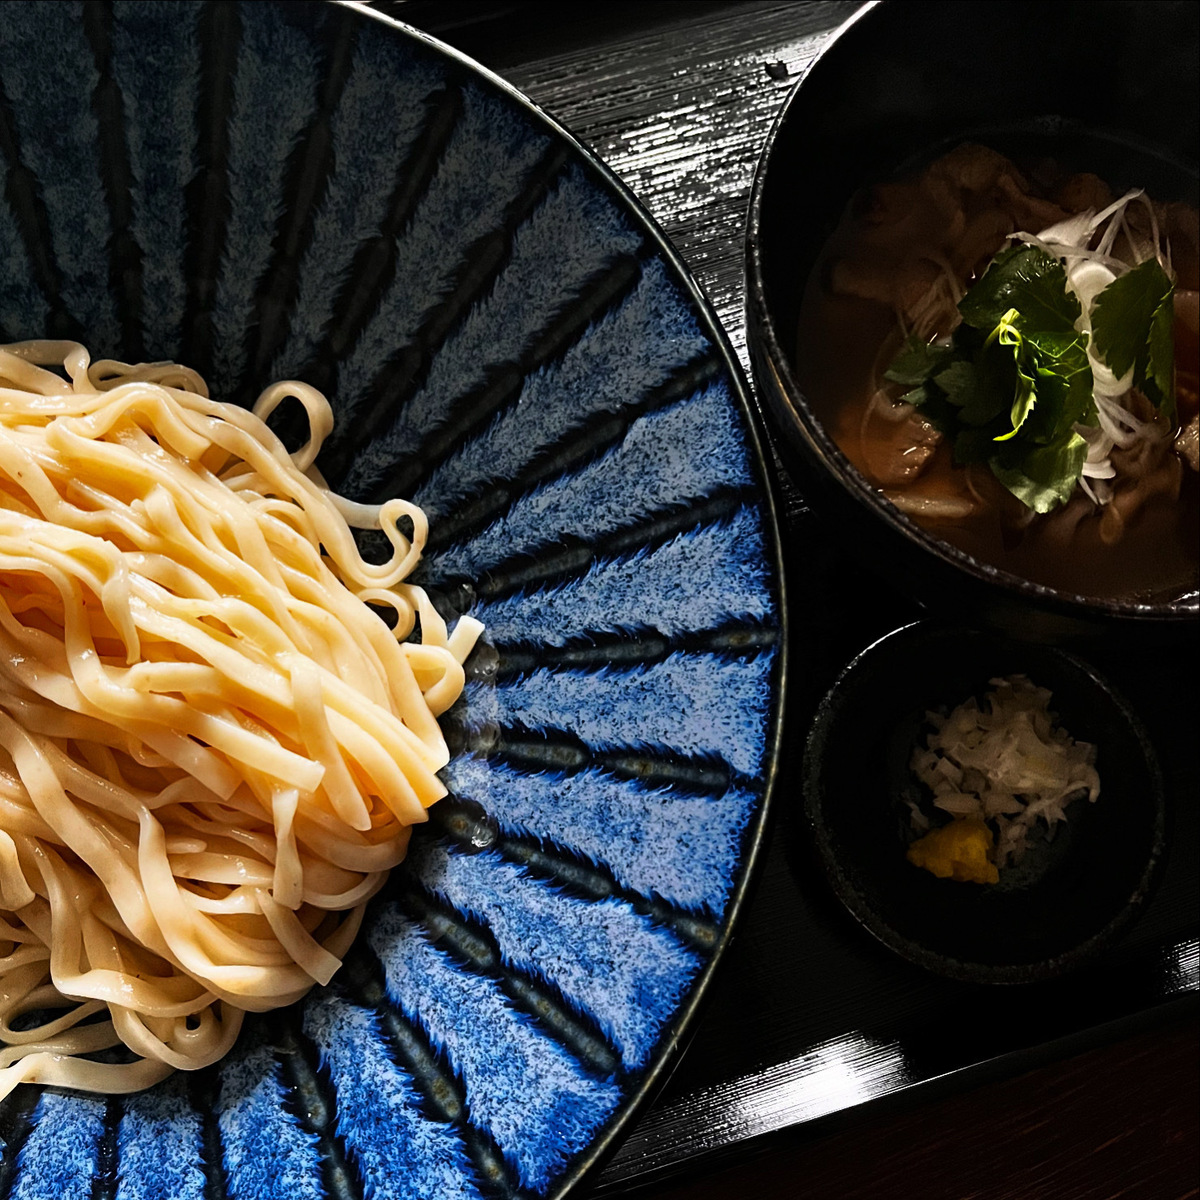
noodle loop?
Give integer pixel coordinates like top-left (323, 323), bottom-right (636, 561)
top-left (0, 342), bottom-right (481, 1099)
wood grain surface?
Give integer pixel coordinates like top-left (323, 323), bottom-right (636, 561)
top-left (644, 1015), bottom-right (1199, 1200)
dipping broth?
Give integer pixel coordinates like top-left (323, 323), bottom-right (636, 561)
top-left (796, 145), bottom-right (1199, 603)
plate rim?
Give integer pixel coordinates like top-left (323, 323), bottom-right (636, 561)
top-left (335, 4), bottom-right (794, 1196)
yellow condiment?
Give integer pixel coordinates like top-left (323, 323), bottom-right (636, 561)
top-left (906, 820), bottom-right (1000, 885)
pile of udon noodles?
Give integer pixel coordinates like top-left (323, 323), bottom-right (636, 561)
top-left (0, 341), bottom-right (481, 1100)
top-left (829, 144), bottom-right (1200, 543)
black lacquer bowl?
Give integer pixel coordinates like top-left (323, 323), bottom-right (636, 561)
top-left (804, 623), bottom-right (1167, 984)
top-left (746, 0), bottom-right (1200, 639)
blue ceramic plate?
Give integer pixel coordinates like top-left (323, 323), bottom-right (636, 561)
top-left (0, 3), bottom-right (785, 1197)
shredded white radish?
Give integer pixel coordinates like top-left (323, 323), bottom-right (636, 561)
top-left (910, 675), bottom-right (1100, 870)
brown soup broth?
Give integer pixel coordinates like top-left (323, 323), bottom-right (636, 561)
top-left (795, 145), bottom-right (1200, 603)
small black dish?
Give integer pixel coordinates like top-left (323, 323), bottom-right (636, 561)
top-left (803, 623), bottom-right (1167, 984)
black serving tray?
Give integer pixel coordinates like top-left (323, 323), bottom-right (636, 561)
top-left (386, 3), bottom-right (1199, 1194)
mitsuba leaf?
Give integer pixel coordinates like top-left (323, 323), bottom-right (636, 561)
top-left (989, 432), bottom-right (1088, 514)
top-left (932, 360), bottom-right (977, 407)
top-left (958, 244), bottom-right (1081, 337)
top-left (882, 241), bottom-right (1099, 513)
top-left (1003, 360), bottom-right (1038, 440)
top-left (1091, 257), bottom-right (1175, 413)
top-left (885, 336), bottom-right (954, 387)
top-left (1024, 328), bottom-right (1089, 370)
top-left (984, 311), bottom-right (1038, 441)
top-left (1021, 364), bottom-right (1092, 445)
top-left (1147, 291), bottom-right (1175, 418)
top-left (1091, 258), bottom-right (1172, 377)
top-left (938, 341), bottom-right (1013, 427)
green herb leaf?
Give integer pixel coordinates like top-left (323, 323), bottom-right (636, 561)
top-left (1091, 257), bottom-right (1175, 413)
top-left (936, 346), bottom-right (1012, 427)
top-left (999, 359), bottom-right (1038, 441)
top-left (881, 242), bottom-right (1098, 513)
top-left (1147, 290), bottom-right (1176, 418)
top-left (885, 337), bottom-right (953, 386)
top-left (959, 244), bottom-right (1081, 336)
top-left (1021, 364), bottom-right (1092, 445)
top-left (983, 309), bottom-right (1038, 441)
top-left (989, 432), bottom-right (1088, 513)
top-left (898, 383), bottom-right (931, 407)
top-left (1024, 328), bottom-right (1090, 368)
top-left (932, 360), bottom-right (977, 407)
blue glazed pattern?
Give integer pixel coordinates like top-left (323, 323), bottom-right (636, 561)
top-left (303, 993), bottom-right (486, 1200)
top-left (443, 758), bottom-right (762, 915)
top-left (408, 839), bottom-right (702, 1071)
top-left (116, 1079), bottom-right (208, 1200)
top-left (12, 1093), bottom-right (106, 1200)
top-left (0, 3), bottom-right (785, 1198)
top-left (215, 1035), bottom-right (325, 1200)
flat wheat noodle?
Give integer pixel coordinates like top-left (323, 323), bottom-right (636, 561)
top-left (0, 341), bottom-right (482, 1099)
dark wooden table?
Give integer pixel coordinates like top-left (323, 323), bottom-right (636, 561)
top-left (389, 4), bottom-right (1198, 1197)
top-left (645, 1016), bottom-right (1198, 1200)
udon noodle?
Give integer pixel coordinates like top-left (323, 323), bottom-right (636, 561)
top-left (0, 341), bottom-right (481, 1099)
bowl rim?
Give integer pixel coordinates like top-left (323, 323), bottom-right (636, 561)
top-left (744, 0), bottom-right (1199, 626)
top-left (336, 5), bottom-right (794, 1197)
top-left (801, 619), bottom-right (1169, 985)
